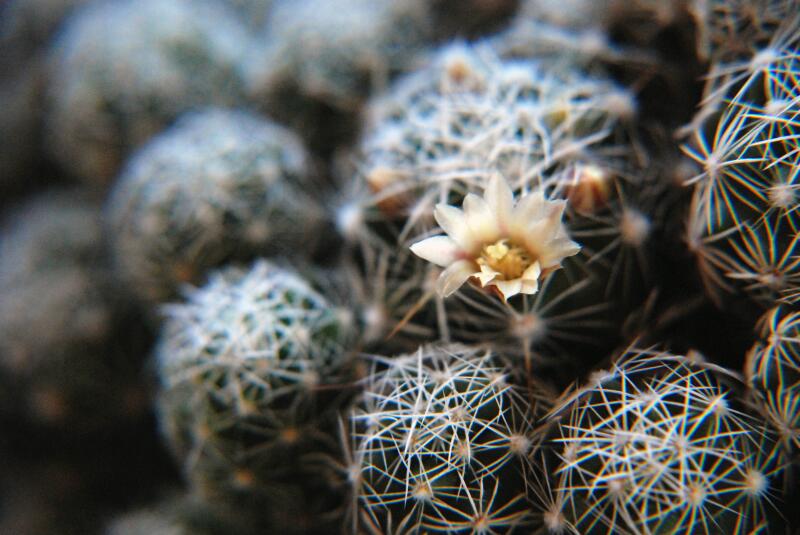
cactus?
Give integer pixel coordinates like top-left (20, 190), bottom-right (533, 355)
top-left (347, 344), bottom-right (547, 533)
top-left (543, 348), bottom-right (786, 534)
top-left (106, 493), bottom-right (259, 535)
top-left (245, 0), bottom-right (431, 111)
top-left (358, 42), bottom-right (636, 218)
top-left (46, 0), bottom-right (249, 186)
top-left (333, 42), bottom-right (659, 373)
top-left (242, 0), bottom-right (434, 157)
top-left (746, 305), bottom-right (800, 453)
top-left (106, 107), bottom-right (323, 305)
top-left (683, 16), bottom-right (800, 310)
top-left (0, 190), bottom-right (147, 432)
top-left (156, 259), bottom-right (354, 530)
top-left (693, 0), bottom-right (798, 63)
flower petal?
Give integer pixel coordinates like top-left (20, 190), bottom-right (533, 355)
top-left (492, 278), bottom-right (523, 301)
top-left (538, 238), bottom-right (581, 269)
top-left (522, 261), bottom-right (542, 281)
top-left (463, 193), bottom-right (500, 243)
top-left (476, 263), bottom-right (500, 286)
top-left (434, 204), bottom-right (478, 253)
top-left (519, 262), bottom-right (541, 295)
top-left (409, 235), bottom-right (462, 267)
top-left (484, 173), bottom-right (514, 232)
top-left (513, 190), bottom-right (546, 223)
top-left (436, 259), bottom-right (477, 297)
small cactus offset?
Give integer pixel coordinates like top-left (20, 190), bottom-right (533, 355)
top-left (107, 107), bottom-right (322, 305)
top-left (544, 348), bottom-right (786, 535)
top-left (348, 344), bottom-right (547, 534)
top-left (156, 259), bottom-right (354, 530)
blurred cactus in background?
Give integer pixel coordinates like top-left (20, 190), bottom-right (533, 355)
top-left (0, 190), bottom-right (148, 433)
top-left (45, 0), bottom-right (250, 187)
top-left (106, 107), bottom-right (322, 306)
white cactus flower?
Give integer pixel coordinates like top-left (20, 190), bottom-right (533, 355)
top-left (410, 174), bottom-right (580, 301)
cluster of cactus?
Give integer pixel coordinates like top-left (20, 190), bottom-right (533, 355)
top-left (2, 0), bottom-right (800, 533)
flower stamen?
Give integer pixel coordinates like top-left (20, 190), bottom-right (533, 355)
top-left (477, 239), bottom-right (533, 280)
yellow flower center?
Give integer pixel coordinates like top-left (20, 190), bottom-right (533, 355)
top-left (477, 239), bottom-right (533, 280)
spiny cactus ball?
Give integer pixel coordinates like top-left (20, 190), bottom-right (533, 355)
top-left (106, 494), bottom-right (258, 535)
top-left (683, 20), bottom-right (800, 309)
top-left (547, 349), bottom-right (785, 535)
top-left (349, 344), bottom-right (544, 533)
top-left (746, 305), bottom-right (800, 453)
top-left (357, 42), bottom-right (635, 233)
top-left (107, 107), bottom-right (322, 305)
top-left (46, 0), bottom-right (249, 186)
top-left (157, 260), bottom-right (353, 513)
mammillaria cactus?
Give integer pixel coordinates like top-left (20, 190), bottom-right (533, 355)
top-left (106, 493), bottom-right (258, 535)
top-left (3, 2), bottom-right (800, 533)
top-left (693, 0), bottom-right (799, 63)
top-left (544, 348), bottom-right (785, 534)
top-left (157, 260), bottom-right (354, 530)
top-left (245, 0), bottom-right (431, 111)
top-left (683, 17), bottom-right (800, 310)
top-left (358, 42), bottom-right (636, 216)
top-left (336, 42), bottom-right (658, 370)
top-left (107, 107), bottom-right (322, 305)
top-left (746, 305), bottom-right (800, 453)
top-left (347, 344), bottom-right (547, 533)
top-left (46, 0), bottom-right (249, 186)
top-left (243, 0), bottom-right (432, 155)
top-left (0, 190), bottom-right (146, 432)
